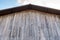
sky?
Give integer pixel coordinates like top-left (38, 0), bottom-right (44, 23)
top-left (0, 0), bottom-right (60, 10)
top-left (0, 0), bottom-right (20, 10)
top-left (18, 0), bottom-right (60, 10)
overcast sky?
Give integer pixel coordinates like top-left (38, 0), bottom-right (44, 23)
top-left (0, 0), bottom-right (60, 10)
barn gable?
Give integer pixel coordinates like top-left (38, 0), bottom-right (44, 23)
top-left (0, 4), bottom-right (60, 40)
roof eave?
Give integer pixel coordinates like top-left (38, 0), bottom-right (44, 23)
top-left (0, 4), bottom-right (60, 16)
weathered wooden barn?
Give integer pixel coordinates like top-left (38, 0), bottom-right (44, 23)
top-left (0, 4), bottom-right (60, 40)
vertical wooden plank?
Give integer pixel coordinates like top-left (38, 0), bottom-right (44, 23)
top-left (36, 12), bottom-right (46, 40)
top-left (0, 14), bottom-right (14, 40)
top-left (45, 14), bottom-right (59, 40)
top-left (0, 10), bottom-right (60, 40)
top-left (22, 10), bottom-right (36, 40)
top-left (10, 12), bottom-right (24, 40)
top-left (54, 15), bottom-right (60, 40)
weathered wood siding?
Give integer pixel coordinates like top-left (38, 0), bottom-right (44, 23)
top-left (0, 10), bottom-right (60, 40)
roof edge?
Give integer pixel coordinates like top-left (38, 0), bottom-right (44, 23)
top-left (0, 4), bottom-right (60, 16)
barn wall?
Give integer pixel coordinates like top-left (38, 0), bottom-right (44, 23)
top-left (0, 10), bottom-right (60, 40)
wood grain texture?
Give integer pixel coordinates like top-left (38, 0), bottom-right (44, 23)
top-left (0, 10), bottom-right (60, 40)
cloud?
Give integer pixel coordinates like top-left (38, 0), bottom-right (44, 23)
top-left (17, 0), bottom-right (21, 4)
top-left (17, 0), bottom-right (60, 9)
top-left (46, 3), bottom-right (60, 9)
top-left (17, 0), bottom-right (25, 4)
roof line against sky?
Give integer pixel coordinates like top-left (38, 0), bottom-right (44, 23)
top-left (0, 4), bottom-right (60, 16)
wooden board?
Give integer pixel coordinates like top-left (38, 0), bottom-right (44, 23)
top-left (0, 10), bottom-right (60, 40)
